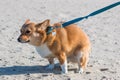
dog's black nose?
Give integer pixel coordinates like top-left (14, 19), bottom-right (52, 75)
top-left (17, 38), bottom-right (21, 42)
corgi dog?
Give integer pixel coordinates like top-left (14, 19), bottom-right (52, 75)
top-left (17, 19), bottom-right (91, 74)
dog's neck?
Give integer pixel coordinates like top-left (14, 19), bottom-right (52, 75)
top-left (46, 32), bottom-right (56, 46)
top-left (38, 30), bottom-right (56, 47)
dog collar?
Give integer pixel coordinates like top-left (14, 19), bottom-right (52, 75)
top-left (46, 25), bottom-right (63, 35)
top-left (46, 26), bottom-right (54, 35)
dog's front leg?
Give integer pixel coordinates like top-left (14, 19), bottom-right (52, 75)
top-left (46, 58), bottom-right (55, 70)
top-left (57, 52), bottom-right (68, 74)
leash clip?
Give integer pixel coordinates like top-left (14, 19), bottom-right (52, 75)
top-left (52, 31), bottom-right (56, 36)
top-left (60, 24), bottom-right (63, 28)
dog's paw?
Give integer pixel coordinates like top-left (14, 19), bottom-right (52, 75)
top-left (79, 68), bottom-right (84, 74)
top-left (76, 68), bottom-right (84, 74)
top-left (60, 70), bottom-right (68, 74)
top-left (60, 64), bottom-right (68, 74)
top-left (45, 64), bottom-right (54, 70)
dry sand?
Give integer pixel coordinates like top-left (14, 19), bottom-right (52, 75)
top-left (0, 0), bottom-right (120, 80)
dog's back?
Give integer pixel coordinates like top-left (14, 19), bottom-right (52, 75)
top-left (54, 24), bottom-right (91, 56)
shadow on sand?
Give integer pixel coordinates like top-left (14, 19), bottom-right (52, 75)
top-left (0, 65), bottom-right (77, 75)
top-left (0, 65), bottom-right (61, 75)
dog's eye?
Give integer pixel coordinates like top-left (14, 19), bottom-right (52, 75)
top-left (26, 30), bottom-right (31, 34)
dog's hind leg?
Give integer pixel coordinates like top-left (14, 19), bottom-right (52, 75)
top-left (77, 50), bottom-right (89, 74)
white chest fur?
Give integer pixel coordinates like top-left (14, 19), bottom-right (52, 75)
top-left (35, 44), bottom-right (53, 58)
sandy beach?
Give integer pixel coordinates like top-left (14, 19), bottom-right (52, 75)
top-left (0, 0), bottom-right (120, 80)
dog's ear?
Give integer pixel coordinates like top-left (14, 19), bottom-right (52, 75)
top-left (36, 19), bottom-right (50, 31)
top-left (25, 19), bottom-right (31, 24)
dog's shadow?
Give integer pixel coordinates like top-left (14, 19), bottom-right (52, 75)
top-left (0, 64), bottom-right (76, 75)
top-left (0, 64), bottom-right (59, 75)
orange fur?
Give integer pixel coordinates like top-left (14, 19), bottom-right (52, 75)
top-left (18, 19), bottom-right (91, 73)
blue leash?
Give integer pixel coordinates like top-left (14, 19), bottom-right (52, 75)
top-left (62, 1), bottom-right (120, 27)
top-left (47, 1), bottom-right (120, 34)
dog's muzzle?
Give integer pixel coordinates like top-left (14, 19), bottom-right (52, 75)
top-left (17, 37), bottom-right (21, 42)
top-left (17, 37), bottom-right (30, 43)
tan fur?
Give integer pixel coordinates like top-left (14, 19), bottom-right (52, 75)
top-left (18, 19), bottom-right (91, 73)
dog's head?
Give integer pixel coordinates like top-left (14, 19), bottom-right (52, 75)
top-left (17, 19), bottom-right (50, 46)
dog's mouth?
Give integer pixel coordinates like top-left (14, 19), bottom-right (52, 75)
top-left (20, 40), bottom-right (30, 43)
top-left (23, 40), bottom-right (30, 43)
top-left (17, 38), bottom-right (30, 43)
